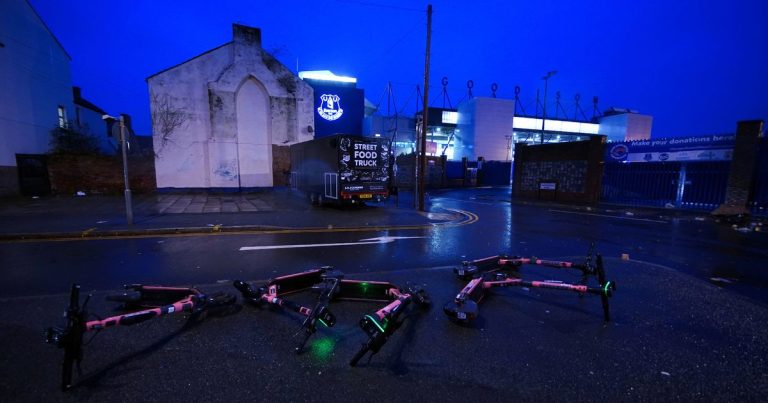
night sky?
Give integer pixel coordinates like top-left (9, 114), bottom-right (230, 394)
top-left (29, 0), bottom-right (768, 137)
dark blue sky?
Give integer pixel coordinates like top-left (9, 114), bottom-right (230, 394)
top-left (31, 0), bottom-right (768, 137)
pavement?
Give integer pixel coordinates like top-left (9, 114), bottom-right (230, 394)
top-left (0, 188), bottom-right (459, 241)
top-left (2, 187), bottom-right (764, 242)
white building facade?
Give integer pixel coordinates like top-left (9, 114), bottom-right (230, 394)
top-left (457, 97), bottom-right (516, 161)
top-left (0, 0), bottom-right (74, 195)
top-left (147, 24), bottom-right (314, 190)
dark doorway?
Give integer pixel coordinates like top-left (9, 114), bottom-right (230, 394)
top-left (16, 154), bottom-right (51, 196)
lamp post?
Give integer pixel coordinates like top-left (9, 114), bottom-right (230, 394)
top-left (103, 114), bottom-right (133, 225)
top-left (540, 70), bottom-right (557, 144)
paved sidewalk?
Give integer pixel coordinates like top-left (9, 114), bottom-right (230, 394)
top-left (155, 193), bottom-right (276, 214)
top-left (0, 188), bottom-right (456, 240)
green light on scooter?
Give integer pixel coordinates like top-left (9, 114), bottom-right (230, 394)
top-left (360, 282), bottom-right (370, 293)
top-left (318, 318), bottom-right (329, 327)
top-left (364, 314), bottom-right (387, 333)
top-left (603, 281), bottom-right (613, 296)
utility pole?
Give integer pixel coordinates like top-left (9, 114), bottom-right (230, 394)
top-left (419, 4), bottom-right (432, 212)
top-left (118, 115), bottom-right (133, 225)
top-left (102, 113), bottom-right (133, 225)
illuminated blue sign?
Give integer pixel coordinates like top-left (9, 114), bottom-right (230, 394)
top-left (308, 83), bottom-right (364, 138)
top-left (318, 94), bottom-right (344, 121)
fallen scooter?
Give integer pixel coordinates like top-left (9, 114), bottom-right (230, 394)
top-left (444, 244), bottom-right (616, 324)
top-left (234, 267), bottom-right (429, 366)
top-left (45, 284), bottom-right (236, 391)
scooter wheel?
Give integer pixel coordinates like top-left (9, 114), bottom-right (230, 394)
top-left (443, 300), bottom-right (478, 324)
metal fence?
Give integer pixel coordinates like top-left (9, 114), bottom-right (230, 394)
top-left (602, 161), bottom-right (730, 210)
top-left (445, 160), bottom-right (511, 186)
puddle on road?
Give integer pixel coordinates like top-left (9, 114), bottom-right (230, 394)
top-left (424, 212), bottom-right (457, 221)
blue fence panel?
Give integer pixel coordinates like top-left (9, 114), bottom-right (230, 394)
top-left (602, 161), bottom-right (733, 210)
top-left (681, 161), bottom-right (730, 210)
top-left (445, 160), bottom-right (464, 180)
top-left (480, 161), bottom-right (512, 186)
top-left (602, 162), bottom-right (680, 207)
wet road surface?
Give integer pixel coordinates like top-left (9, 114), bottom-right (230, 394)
top-left (1, 187), bottom-right (766, 400)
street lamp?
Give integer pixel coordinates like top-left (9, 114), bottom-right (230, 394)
top-left (540, 70), bottom-right (557, 144)
top-left (102, 114), bottom-right (133, 225)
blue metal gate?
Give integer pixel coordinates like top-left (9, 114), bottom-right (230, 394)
top-left (602, 161), bottom-right (730, 210)
top-left (602, 162), bottom-right (679, 207)
top-left (445, 160), bottom-right (464, 180)
top-left (680, 161), bottom-right (731, 209)
top-left (479, 161), bottom-right (512, 186)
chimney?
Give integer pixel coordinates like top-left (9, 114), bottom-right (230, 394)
top-left (233, 24), bottom-right (262, 47)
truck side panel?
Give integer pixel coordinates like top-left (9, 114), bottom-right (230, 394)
top-left (291, 135), bottom-right (390, 203)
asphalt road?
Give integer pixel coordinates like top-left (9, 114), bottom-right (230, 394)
top-left (1, 188), bottom-right (766, 401)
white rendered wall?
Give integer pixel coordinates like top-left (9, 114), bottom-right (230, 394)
top-left (457, 97), bottom-right (515, 161)
top-left (0, 0), bottom-right (73, 167)
top-left (149, 45), bottom-right (229, 189)
top-left (598, 114), bottom-right (629, 142)
top-left (148, 25), bottom-right (314, 189)
top-left (625, 113), bottom-right (653, 141)
top-left (456, 101), bottom-right (476, 160)
top-left (598, 113), bottom-right (652, 142)
top-left (473, 98), bottom-right (515, 161)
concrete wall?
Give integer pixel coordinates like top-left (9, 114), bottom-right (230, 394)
top-left (0, 0), bottom-right (73, 195)
top-left (513, 136), bottom-right (606, 204)
top-left (147, 24), bottom-right (314, 190)
top-left (457, 97), bottom-right (515, 161)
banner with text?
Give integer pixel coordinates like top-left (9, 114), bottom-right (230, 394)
top-left (606, 135), bottom-right (735, 163)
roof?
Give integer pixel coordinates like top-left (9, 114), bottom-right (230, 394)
top-left (72, 87), bottom-right (106, 115)
top-left (146, 42), bottom-right (231, 81)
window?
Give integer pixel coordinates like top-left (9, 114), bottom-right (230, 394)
top-left (57, 106), bottom-right (67, 128)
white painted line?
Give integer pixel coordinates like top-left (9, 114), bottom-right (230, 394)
top-left (240, 236), bottom-right (425, 251)
top-left (548, 209), bottom-right (669, 223)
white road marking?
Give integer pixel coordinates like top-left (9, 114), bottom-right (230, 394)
top-left (240, 236), bottom-right (426, 251)
top-left (549, 209), bottom-right (669, 223)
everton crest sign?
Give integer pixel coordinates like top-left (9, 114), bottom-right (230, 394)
top-left (317, 94), bottom-right (344, 121)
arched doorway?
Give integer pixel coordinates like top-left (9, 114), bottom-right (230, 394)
top-left (235, 77), bottom-right (272, 187)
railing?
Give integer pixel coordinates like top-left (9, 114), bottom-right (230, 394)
top-left (602, 161), bottom-right (730, 211)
